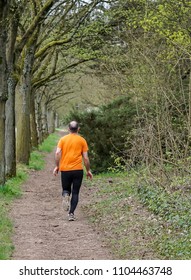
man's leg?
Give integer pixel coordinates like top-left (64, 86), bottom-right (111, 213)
top-left (61, 171), bottom-right (72, 211)
top-left (69, 170), bottom-right (83, 217)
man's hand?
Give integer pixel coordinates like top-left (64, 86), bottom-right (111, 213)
top-left (53, 166), bottom-right (59, 176)
top-left (86, 170), bottom-right (93, 180)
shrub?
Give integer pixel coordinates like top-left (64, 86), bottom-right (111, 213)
top-left (65, 96), bottom-right (136, 173)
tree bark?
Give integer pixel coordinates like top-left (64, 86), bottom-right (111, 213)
top-left (5, 9), bottom-right (19, 178)
top-left (0, 0), bottom-right (9, 185)
top-left (5, 77), bottom-right (17, 178)
top-left (30, 92), bottom-right (38, 148)
top-left (55, 113), bottom-right (59, 128)
top-left (0, 102), bottom-right (6, 185)
top-left (35, 95), bottom-right (43, 145)
top-left (16, 45), bottom-right (36, 164)
top-left (41, 101), bottom-right (49, 141)
top-left (47, 109), bottom-right (55, 133)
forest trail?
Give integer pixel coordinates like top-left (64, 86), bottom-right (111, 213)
top-left (10, 132), bottom-right (113, 260)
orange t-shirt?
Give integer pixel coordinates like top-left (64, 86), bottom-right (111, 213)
top-left (57, 133), bottom-right (88, 171)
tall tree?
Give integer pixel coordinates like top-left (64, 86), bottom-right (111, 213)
top-left (15, 0), bottom-right (105, 163)
top-left (0, 0), bottom-right (9, 185)
top-left (15, 0), bottom-right (56, 164)
top-left (5, 1), bottom-right (20, 178)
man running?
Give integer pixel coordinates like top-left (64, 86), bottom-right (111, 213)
top-left (53, 121), bottom-right (93, 221)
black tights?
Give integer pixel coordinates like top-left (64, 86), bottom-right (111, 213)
top-left (61, 170), bottom-right (83, 214)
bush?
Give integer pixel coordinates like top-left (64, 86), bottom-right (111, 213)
top-left (65, 96), bottom-right (136, 173)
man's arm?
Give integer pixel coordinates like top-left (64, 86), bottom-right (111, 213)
top-left (83, 151), bottom-right (93, 179)
top-left (53, 147), bottom-right (61, 176)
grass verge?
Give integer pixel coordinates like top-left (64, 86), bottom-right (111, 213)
top-left (0, 132), bottom-right (60, 260)
top-left (83, 168), bottom-right (191, 259)
top-left (0, 167), bottom-right (26, 259)
top-left (29, 133), bottom-right (60, 170)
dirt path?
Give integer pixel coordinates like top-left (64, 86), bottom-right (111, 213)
top-left (10, 140), bottom-right (113, 260)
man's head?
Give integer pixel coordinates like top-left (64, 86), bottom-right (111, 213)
top-left (69, 121), bottom-right (79, 133)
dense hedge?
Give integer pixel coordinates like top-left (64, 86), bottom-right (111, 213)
top-left (65, 96), bottom-right (136, 173)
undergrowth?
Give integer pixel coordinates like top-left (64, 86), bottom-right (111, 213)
top-left (136, 177), bottom-right (191, 259)
top-left (0, 167), bottom-right (27, 259)
top-left (84, 167), bottom-right (191, 259)
top-left (29, 133), bottom-right (60, 170)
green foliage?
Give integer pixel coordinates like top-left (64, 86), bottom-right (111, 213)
top-left (137, 183), bottom-right (191, 230)
top-left (156, 234), bottom-right (191, 259)
top-left (0, 169), bottom-right (26, 259)
top-left (0, 169), bottom-right (25, 198)
top-left (29, 151), bottom-right (45, 170)
top-left (140, 0), bottom-right (191, 60)
top-left (0, 213), bottom-right (14, 260)
top-left (85, 168), bottom-right (191, 259)
top-left (39, 133), bottom-right (60, 153)
top-left (66, 96), bottom-right (136, 173)
top-left (136, 173), bottom-right (191, 259)
top-left (29, 133), bottom-right (60, 170)
top-left (108, 154), bottom-right (127, 174)
top-left (84, 172), bottom-right (160, 259)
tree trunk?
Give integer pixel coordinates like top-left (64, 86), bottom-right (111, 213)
top-left (16, 46), bottom-right (35, 164)
top-left (30, 92), bottom-right (38, 148)
top-left (184, 61), bottom-right (191, 158)
top-left (16, 86), bottom-right (31, 164)
top-left (35, 96), bottom-right (43, 145)
top-left (5, 77), bottom-right (17, 178)
top-left (5, 11), bottom-right (19, 178)
top-left (0, 0), bottom-right (9, 185)
top-left (0, 102), bottom-right (6, 185)
top-left (55, 113), bottom-right (59, 128)
top-left (48, 109), bottom-right (55, 133)
top-left (41, 102), bottom-right (49, 141)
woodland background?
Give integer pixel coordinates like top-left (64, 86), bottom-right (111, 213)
top-left (1, 0), bottom-right (191, 260)
top-left (1, 0), bottom-right (191, 183)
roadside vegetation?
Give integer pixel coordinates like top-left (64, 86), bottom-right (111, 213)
top-left (67, 93), bottom-right (191, 260)
top-left (0, 133), bottom-right (60, 260)
top-left (84, 168), bottom-right (191, 260)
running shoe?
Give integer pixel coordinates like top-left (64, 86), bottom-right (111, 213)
top-left (68, 213), bottom-right (76, 221)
